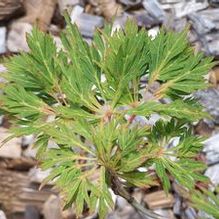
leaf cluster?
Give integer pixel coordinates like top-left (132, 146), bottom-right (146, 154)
top-left (0, 14), bottom-right (217, 218)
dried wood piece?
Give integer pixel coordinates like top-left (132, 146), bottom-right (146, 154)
top-left (0, 157), bottom-right (36, 171)
top-left (194, 120), bottom-right (214, 137)
top-left (0, 169), bottom-right (54, 214)
top-left (143, 190), bottom-right (175, 209)
top-left (98, 0), bottom-right (123, 20)
top-left (19, 0), bottom-right (57, 31)
top-left (209, 66), bottom-right (219, 86)
top-left (0, 0), bottom-right (24, 21)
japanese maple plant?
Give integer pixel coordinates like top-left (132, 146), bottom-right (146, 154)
top-left (1, 14), bottom-right (219, 218)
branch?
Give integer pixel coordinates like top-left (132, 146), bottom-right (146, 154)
top-left (110, 172), bottom-right (167, 219)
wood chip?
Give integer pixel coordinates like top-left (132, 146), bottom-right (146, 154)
top-left (143, 190), bottom-right (175, 209)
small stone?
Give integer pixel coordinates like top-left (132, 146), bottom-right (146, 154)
top-left (0, 127), bottom-right (22, 159)
top-left (7, 22), bottom-right (32, 52)
top-left (0, 27), bottom-right (6, 54)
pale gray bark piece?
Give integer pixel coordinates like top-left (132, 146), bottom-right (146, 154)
top-left (0, 127), bottom-right (22, 159)
top-left (29, 167), bottom-right (51, 184)
top-left (183, 208), bottom-right (197, 219)
top-left (195, 88), bottom-right (219, 125)
top-left (0, 211), bottom-right (7, 219)
top-left (70, 5), bottom-right (84, 23)
top-left (132, 10), bottom-right (161, 28)
top-left (207, 40), bottom-right (219, 57)
top-left (209, 0), bottom-right (219, 7)
top-left (188, 13), bottom-right (216, 35)
top-left (142, 0), bottom-right (165, 21)
top-left (119, 0), bottom-right (141, 7)
top-left (75, 13), bottom-right (104, 38)
top-left (205, 164), bottom-right (219, 185)
top-left (7, 22), bottom-right (32, 52)
top-left (0, 27), bottom-right (6, 54)
top-left (198, 210), bottom-right (215, 219)
top-left (43, 195), bottom-right (62, 219)
top-left (159, 0), bottom-right (181, 3)
top-left (173, 0), bottom-right (208, 18)
top-left (204, 134), bottom-right (219, 165)
top-left (25, 206), bottom-right (40, 219)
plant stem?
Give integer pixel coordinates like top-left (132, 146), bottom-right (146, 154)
top-left (109, 172), bottom-right (166, 219)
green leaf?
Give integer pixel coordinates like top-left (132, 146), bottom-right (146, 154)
top-left (128, 99), bottom-right (209, 121)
